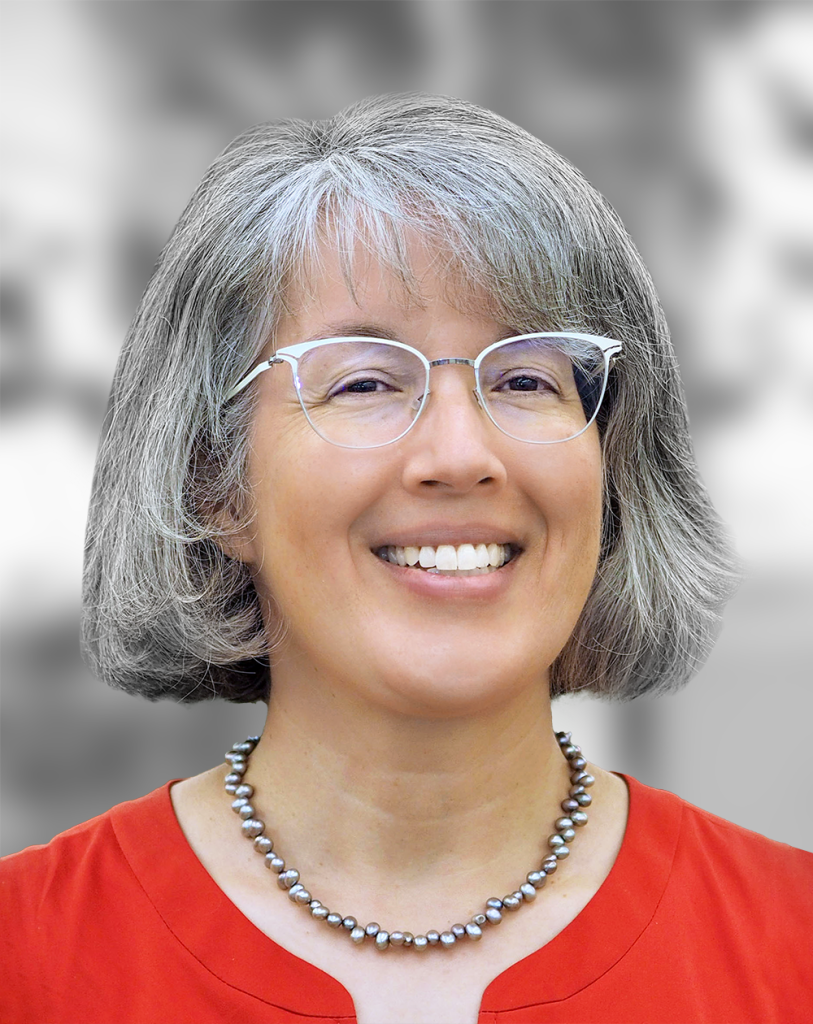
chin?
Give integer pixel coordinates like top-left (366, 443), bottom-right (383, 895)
top-left (373, 654), bottom-right (547, 720)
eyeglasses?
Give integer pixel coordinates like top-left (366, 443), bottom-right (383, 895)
top-left (225, 332), bottom-right (622, 449)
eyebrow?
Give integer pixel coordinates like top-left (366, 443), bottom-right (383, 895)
top-left (302, 321), bottom-right (401, 343)
top-left (300, 321), bottom-right (524, 346)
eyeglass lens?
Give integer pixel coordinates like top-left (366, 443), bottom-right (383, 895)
top-left (294, 336), bottom-right (608, 448)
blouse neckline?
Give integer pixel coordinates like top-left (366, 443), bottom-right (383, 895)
top-left (111, 772), bottom-right (682, 1017)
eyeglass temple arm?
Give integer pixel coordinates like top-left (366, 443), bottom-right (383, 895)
top-left (224, 357), bottom-right (283, 401)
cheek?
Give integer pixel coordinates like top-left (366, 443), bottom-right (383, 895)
top-left (244, 415), bottom-right (384, 595)
top-left (527, 438), bottom-right (603, 583)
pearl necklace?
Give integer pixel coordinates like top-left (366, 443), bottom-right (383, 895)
top-left (224, 730), bottom-right (593, 951)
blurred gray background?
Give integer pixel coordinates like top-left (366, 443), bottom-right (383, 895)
top-left (2, 1), bottom-right (812, 857)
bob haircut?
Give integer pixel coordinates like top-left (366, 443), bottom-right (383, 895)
top-left (83, 93), bottom-right (737, 704)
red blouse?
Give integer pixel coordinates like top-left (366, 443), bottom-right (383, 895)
top-left (2, 774), bottom-right (811, 1023)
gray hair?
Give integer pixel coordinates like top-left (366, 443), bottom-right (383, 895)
top-left (82, 93), bottom-right (738, 703)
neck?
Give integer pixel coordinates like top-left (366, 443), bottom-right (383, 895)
top-left (244, 661), bottom-right (568, 926)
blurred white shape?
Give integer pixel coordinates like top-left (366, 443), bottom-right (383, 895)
top-left (0, 412), bottom-right (94, 622)
top-left (687, 5), bottom-right (813, 573)
top-left (2, 1), bottom-right (123, 381)
top-left (700, 387), bottom-right (813, 569)
top-left (694, 10), bottom-right (813, 229)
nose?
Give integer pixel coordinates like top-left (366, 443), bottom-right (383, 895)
top-left (400, 367), bottom-right (508, 494)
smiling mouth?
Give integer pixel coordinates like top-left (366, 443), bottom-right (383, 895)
top-left (373, 542), bottom-right (519, 576)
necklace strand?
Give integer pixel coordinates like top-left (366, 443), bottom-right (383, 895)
top-left (223, 730), bottom-right (594, 951)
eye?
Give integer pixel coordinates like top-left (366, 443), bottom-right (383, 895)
top-left (331, 375), bottom-right (397, 397)
top-left (505, 374), bottom-right (547, 392)
top-left (493, 372), bottom-right (560, 395)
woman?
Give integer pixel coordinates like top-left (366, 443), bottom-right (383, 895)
top-left (2, 94), bottom-right (811, 1024)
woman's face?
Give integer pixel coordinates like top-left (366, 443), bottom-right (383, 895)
top-left (236, 239), bottom-right (603, 718)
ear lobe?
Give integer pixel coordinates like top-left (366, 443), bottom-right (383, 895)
top-left (210, 505), bottom-right (259, 567)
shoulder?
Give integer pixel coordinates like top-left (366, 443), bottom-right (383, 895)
top-left (0, 783), bottom-right (175, 899)
top-left (0, 784), bottom-right (179, 1022)
top-left (627, 773), bottom-right (812, 866)
top-left (625, 774), bottom-right (813, 924)
top-left (2, 803), bottom-right (121, 912)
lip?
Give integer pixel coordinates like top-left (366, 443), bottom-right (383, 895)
top-left (368, 523), bottom-right (523, 549)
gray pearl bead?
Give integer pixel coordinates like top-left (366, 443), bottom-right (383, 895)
top-left (472, 913), bottom-right (487, 926)
top-left (234, 741), bottom-right (255, 754)
top-left (548, 834), bottom-right (565, 848)
top-left (231, 797), bottom-right (249, 813)
top-left (288, 884), bottom-right (309, 903)
top-left (486, 898), bottom-right (503, 910)
top-left (559, 827), bottom-right (576, 843)
top-left (389, 931), bottom-right (405, 946)
top-left (426, 930), bottom-right (440, 944)
top-left (555, 816), bottom-right (574, 830)
top-left (266, 855), bottom-right (285, 872)
top-left (342, 917), bottom-right (357, 931)
top-left (561, 798), bottom-right (579, 812)
top-left (570, 784), bottom-right (585, 797)
top-left (562, 744), bottom-right (579, 759)
top-left (569, 756), bottom-right (587, 771)
top-left (278, 869), bottom-right (299, 889)
top-left (326, 913), bottom-right (343, 928)
top-left (413, 935), bottom-right (429, 951)
top-left (570, 770), bottom-right (589, 785)
top-left (403, 933), bottom-right (414, 947)
top-left (576, 792), bottom-right (592, 806)
top-left (254, 836), bottom-right (273, 854)
top-left (571, 810), bottom-right (588, 826)
top-left (224, 772), bottom-right (241, 786)
top-left (465, 922), bottom-right (482, 940)
top-left (556, 731), bottom-right (572, 744)
top-left (224, 752), bottom-right (243, 764)
top-left (519, 883), bottom-right (537, 901)
top-left (527, 870), bottom-right (547, 889)
top-left (235, 783), bottom-right (254, 799)
top-left (451, 924), bottom-right (466, 940)
top-left (229, 762), bottom-right (247, 776)
top-left (350, 926), bottom-right (366, 944)
top-left (224, 783), bottom-right (238, 795)
top-left (440, 931), bottom-right (456, 948)
top-left (502, 895), bottom-right (521, 910)
top-left (240, 819), bottom-right (264, 838)
top-left (309, 900), bottom-right (321, 909)
top-left (312, 905), bottom-right (330, 920)
top-left (541, 856), bottom-right (558, 873)
top-left (238, 804), bottom-right (256, 820)
top-left (553, 845), bottom-right (570, 859)
top-left (485, 907), bottom-right (502, 924)
top-left (374, 930), bottom-right (390, 950)
top-left (580, 773), bottom-right (595, 788)
top-left (365, 922), bottom-right (380, 937)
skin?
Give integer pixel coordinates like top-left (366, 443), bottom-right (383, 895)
top-left (171, 237), bottom-right (629, 1024)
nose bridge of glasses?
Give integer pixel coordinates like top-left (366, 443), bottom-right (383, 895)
top-left (424, 357), bottom-right (479, 401)
top-left (428, 357), bottom-right (476, 369)
top-left (417, 357), bottom-right (485, 419)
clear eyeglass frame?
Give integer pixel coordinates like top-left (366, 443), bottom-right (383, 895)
top-left (224, 332), bottom-right (624, 449)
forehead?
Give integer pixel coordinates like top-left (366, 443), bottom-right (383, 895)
top-left (280, 225), bottom-right (506, 335)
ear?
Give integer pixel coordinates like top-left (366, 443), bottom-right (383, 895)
top-left (210, 503), bottom-right (260, 567)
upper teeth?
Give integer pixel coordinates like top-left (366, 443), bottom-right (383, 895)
top-left (380, 543), bottom-right (509, 571)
